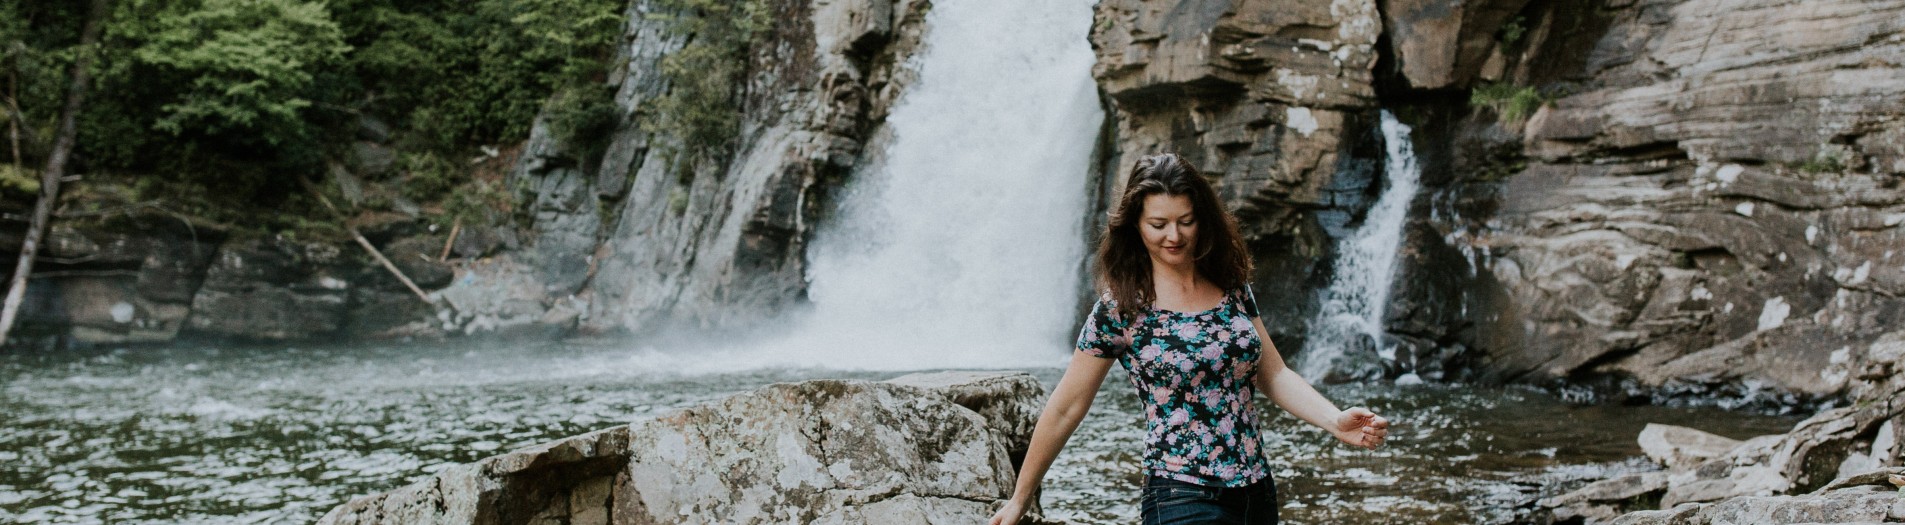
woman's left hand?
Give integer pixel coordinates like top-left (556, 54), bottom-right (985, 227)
top-left (1330, 407), bottom-right (1389, 449)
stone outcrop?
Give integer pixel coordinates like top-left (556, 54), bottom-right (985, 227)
top-left (1638, 423), bottom-right (1741, 471)
top-left (1088, 0), bottom-right (1386, 341)
top-left (502, 0), bottom-right (933, 335)
top-left (0, 216), bottom-right (218, 345)
top-left (317, 371), bottom-right (1043, 525)
top-left (1609, 468), bottom-right (1905, 525)
top-left (1540, 344), bottom-right (1903, 523)
top-left (1085, 0), bottom-right (1905, 404)
top-left (0, 209), bottom-right (458, 345)
top-left (1415, 0), bottom-right (1905, 398)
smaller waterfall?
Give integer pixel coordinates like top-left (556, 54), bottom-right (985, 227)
top-left (1297, 110), bottom-right (1422, 381)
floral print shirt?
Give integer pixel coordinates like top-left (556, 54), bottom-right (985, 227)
top-left (1076, 286), bottom-right (1269, 487)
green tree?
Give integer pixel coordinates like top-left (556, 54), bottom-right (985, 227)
top-left (328, 0), bottom-right (624, 150)
top-left (124, 0), bottom-right (348, 143)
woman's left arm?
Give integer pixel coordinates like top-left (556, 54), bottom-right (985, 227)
top-left (1250, 317), bottom-right (1389, 449)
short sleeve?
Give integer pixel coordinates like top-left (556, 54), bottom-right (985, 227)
top-left (1075, 295), bottom-right (1132, 359)
top-left (1239, 285), bottom-right (1262, 319)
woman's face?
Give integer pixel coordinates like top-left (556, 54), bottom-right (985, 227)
top-left (1138, 192), bottom-right (1198, 268)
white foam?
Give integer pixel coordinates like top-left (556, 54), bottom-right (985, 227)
top-left (747, 0), bottom-right (1105, 371)
top-left (1299, 111), bottom-right (1422, 379)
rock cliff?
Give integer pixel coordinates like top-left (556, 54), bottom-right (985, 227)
top-left (316, 371), bottom-right (1042, 525)
top-left (1090, 0), bottom-right (1905, 402)
top-left (503, 0), bottom-right (932, 334)
top-left (1440, 0), bottom-right (1905, 401)
top-left (1087, 0), bottom-right (1385, 342)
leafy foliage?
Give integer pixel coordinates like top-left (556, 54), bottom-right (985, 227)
top-left (643, 0), bottom-right (773, 164)
top-left (1795, 144), bottom-right (1849, 174)
top-left (545, 84), bottom-right (621, 161)
top-left (329, 0), bottom-right (625, 149)
top-left (0, 0), bottom-right (626, 233)
top-left (1469, 82), bottom-right (1546, 125)
top-left (118, 0), bottom-right (348, 143)
top-left (1498, 16), bottom-right (1527, 48)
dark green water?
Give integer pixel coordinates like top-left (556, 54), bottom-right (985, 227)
top-left (0, 342), bottom-right (1801, 524)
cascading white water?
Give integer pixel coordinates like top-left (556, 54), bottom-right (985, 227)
top-left (1297, 110), bottom-right (1421, 380)
top-left (683, 0), bottom-right (1105, 371)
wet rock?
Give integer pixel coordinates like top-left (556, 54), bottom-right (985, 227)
top-left (449, 226), bottom-right (506, 259)
top-left (376, 236), bottom-right (454, 291)
top-left (887, 371), bottom-right (1044, 467)
top-left (1612, 468), bottom-right (1905, 525)
top-left (317, 371), bottom-right (1041, 525)
top-left (344, 289), bottom-right (438, 339)
top-left (1539, 471), bottom-right (1669, 524)
top-left (1552, 334), bottom-right (1905, 521)
top-left (623, 379), bottom-right (1012, 522)
top-left (183, 238), bottom-right (354, 341)
top-left (1638, 424), bottom-right (1743, 471)
top-left (318, 426), bottom-right (628, 525)
top-left (431, 256), bottom-right (560, 338)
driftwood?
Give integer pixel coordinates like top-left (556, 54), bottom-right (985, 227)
top-left (296, 176), bottom-right (433, 304)
top-left (438, 219), bottom-right (460, 261)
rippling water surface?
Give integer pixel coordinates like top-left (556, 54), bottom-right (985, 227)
top-left (0, 342), bottom-right (1800, 524)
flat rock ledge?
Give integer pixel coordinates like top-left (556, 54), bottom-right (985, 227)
top-left (317, 371), bottom-right (1046, 525)
top-left (1539, 360), bottom-right (1904, 524)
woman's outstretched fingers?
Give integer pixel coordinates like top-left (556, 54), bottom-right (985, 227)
top-left (1337, 407), bottom-right (1390, 449)
top-left (1368, 414), bottom-right (1388, 448)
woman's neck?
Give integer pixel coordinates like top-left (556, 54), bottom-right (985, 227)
top-left (1151, 259), bottom-right (1199, 295)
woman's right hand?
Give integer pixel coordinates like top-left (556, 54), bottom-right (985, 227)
top-left (988, 499), bottom-right (1026, 525)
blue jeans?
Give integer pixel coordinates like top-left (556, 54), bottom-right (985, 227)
top-left (1139, 475), bottom-right (1279, 525)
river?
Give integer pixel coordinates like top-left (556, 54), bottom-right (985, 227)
top-left (0, 340), bottom-right (1800, 524)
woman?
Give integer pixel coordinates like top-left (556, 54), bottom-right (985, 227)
top-left (989, 153), bottom-right (1390, 525)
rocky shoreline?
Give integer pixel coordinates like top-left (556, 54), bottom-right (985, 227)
top-left (316, 365), bottom-right (1901, 524)
top-left (1540, 332), bottom-right (1905, 524)
top-left (316, 371), bottom-right (1046, 525)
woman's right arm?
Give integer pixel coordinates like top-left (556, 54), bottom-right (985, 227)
top-left (989, 350), bottom-right (1116, 525)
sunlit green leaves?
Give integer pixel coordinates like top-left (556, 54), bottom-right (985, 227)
top-left (117, 0), bottom-right (348, 143)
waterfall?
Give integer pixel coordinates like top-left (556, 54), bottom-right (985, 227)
top-left (1297, 110), bottom-right (1422, 381)
top-left (695, 0), bottom-right (1105, 371)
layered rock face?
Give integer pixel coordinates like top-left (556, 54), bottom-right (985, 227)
top-left (1436, 0), bottom-right (1905, 398)
top-left (1090, 0), bottom-right (1905, 400)
top-left (0, 214), bottom-right (446, 345)
top-left (1087, 0), bottom-right (1385, 340)
top-left (502, 0), bottom-right (932, 334)
top-left (1539, 333), bottom-right (1903, 523)
top-left (316, 371), bottom-right (1041, 525)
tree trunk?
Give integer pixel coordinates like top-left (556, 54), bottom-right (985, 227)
top-left (0, 0), bottom-right (109, 346)
top-left (6, 68), bottom-right (19, 170)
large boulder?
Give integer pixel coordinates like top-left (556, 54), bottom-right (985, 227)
top-left (1638, 424), bottom-right (1742, 471)
top-left (1610, 467), bottom-right (1905, 525)
top-left (317, 371), bottom-right (1045, 525)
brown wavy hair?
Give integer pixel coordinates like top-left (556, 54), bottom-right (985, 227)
top-left (1094, 153), bottom-right (1253, 319)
